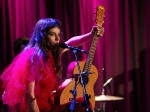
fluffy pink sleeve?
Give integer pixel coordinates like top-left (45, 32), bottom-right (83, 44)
top-left (0, 48), bottom-right (41, 106)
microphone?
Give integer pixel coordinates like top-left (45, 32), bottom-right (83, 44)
top-left (103, 78), bottom-right (113, 87)
top-left (59, 43), bottom-right (89, 54)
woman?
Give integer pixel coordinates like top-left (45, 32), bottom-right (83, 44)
top-left (0, 18), bottom-right (104, 112)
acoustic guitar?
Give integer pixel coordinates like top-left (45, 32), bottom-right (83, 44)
top-left (54, 5), bottom-right (105, 111)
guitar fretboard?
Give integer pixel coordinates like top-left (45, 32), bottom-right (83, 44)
top-left (82, 5), bottom-right (105, 73)
top-left (83, 34), bottom-right (99, 72)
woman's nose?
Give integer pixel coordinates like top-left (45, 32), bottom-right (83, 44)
top-left (55, 35), bottom-right (60, 41)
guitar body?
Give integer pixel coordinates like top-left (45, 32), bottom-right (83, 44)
top-left (54, 61), bottom-right (98, 110)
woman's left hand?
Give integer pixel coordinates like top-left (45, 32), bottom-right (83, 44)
top-left (91, 26), bottom-right (104, 37)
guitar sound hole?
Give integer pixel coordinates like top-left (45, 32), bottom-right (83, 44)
top-left (79, 74), bottom-right (89, 85)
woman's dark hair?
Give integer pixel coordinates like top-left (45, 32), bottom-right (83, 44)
top-left (26, 18), bottom-right (63, 77)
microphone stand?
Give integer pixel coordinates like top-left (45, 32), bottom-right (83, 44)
top-left (69, 74), bottom-right (78, 112)
top-left (103, 78), bottom-right (117, 112)
top-left (70, 49), bottom-right (86, 111)
top-left (101, 87), bottom-right (106, 112)
top-left (107, 84), bottom-right (117, 112)
top-left (69, 49), bottom-right (79, 112)
top-left (69, 49), bottom-right (92, 112)
top-left (82, 54), bottom-right (92, 112)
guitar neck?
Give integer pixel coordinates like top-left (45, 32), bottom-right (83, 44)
top-left (83, 5), bottom-right (105, 72)
top-left (83, 34), bottom-right (99, 72)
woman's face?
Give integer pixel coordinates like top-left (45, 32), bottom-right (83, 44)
top-left (47, 27), bottom-right (61, 51)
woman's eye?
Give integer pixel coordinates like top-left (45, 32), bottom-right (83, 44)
top-left (48, 32), bottom-right (61, 38)
top-left (49, 33), bottom-right (54, 36)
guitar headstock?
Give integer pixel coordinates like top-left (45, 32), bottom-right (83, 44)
top-left (95, 5), bottom-right (105, 26)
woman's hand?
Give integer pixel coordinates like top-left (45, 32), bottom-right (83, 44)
top-left (25, 81), bottom-right (40, 112)
top-left (91, 26), bottom-right (104, 37)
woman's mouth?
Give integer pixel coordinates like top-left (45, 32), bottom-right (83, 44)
top-left (50, 44), bottom-right (59, 51)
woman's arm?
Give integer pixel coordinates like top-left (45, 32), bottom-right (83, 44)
top-left (65, 32), bottom-right (92, 47)
top-left (65, 26), bottom-right (104, 47)
top-left (25, 81), bottom-right (40, 112)
top-left (63, 26), bottom-right (104, 52)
